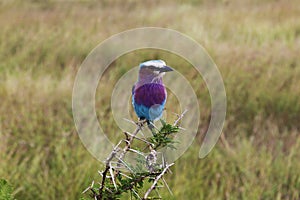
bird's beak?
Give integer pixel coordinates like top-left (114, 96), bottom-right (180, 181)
top-left (159, 65), bottom-right (173, 72)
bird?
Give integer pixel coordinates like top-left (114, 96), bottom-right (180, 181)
top-left (132, 60), bottom-right (173, 129)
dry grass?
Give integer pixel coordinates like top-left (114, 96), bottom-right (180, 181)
top-left (0, 0), bottom-right (300, 199)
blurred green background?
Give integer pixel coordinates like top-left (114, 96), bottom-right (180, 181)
top-left (0, 0), bottom-right (300, 199)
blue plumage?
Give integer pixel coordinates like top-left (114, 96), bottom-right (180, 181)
top-left (132, 94), bottom-right (166, 121)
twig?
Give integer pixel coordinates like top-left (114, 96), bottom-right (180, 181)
top-left (110, 121), bottom-right (145, 178)
top-left (173, 109), bottom-right (188, 126)
top-left (124, 131), bottom-right (154, 146)
top-left (97, 140), bottom-right (122, 198)
top-left (143, 163), bottom-right (174, 199)
top-left (115, 122), bottom-right (145, 174)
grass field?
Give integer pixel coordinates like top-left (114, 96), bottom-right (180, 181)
top-left (0, 0), bottom-right (300, 199)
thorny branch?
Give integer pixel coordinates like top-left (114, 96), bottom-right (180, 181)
top-left (96, 121), bottom-right (146, 199)
top-left (98, 140), bottom-right (122, 198)
top-left (173, 109), bottom-right (188, 126)
top-left (143, 163), bottom-right (174, 199)
top-left (114, 121), bottom-right (145, 176)
top-left (84, 111), bottom-right (186, 200)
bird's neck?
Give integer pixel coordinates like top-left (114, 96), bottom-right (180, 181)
top-left (137, 70), bottom-right (163, 87)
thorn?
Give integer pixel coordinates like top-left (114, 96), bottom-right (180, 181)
top-left (91, 180), bottom-right (94, 188)
top-left (109, 165), bottom-right (117, 190)
top-left (162, 177), bottom-right (173, 196)
top-left (82, 186), bottom-right (90, 194)
top-left (131, 189), bottom-right (142, 200)
top-left (114, 140), bottom-right (123, 149)
top-left (148, 121), bottom-right (159, 131)
top-left (119, 172), bottom-right (132, 179)
top-left (105, 187), bottom-right (113, 193)
top-left (98, 170), bottom-right (103, 177)
top-left (167, 167), bottom-right (173, 174)
top-left (110, 165), bottom-right (126, 169)
top-left (155, 188), bottom-right (162, 198)
top-left (173, 109), bottom-right (188, 126)
top-left (124, 132), bottom-right (153, 145)
top-left (129, 148), bottom-right (145, 156)
top-left (123, 118), bottom-right (136, 125)
top-left (162, 154), bottom-right (166, 168)
top-left (116, 156), bottom-right (134, 173)
top-left (178, 126), bottom-right (186, 131)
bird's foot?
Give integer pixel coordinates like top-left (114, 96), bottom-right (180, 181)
top-left (136, 118), bottom-right (147, 127)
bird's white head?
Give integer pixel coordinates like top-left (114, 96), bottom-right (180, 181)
top-left (136, 60), bottom-right (173, 85)
top-left (139, 60), bottom-right (173, 77)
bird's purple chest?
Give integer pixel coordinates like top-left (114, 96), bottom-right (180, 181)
top-left (134, 83), bottom-right (166, 107)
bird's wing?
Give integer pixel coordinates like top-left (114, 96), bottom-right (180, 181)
top-left (132, 84), bottom-right (136, 95)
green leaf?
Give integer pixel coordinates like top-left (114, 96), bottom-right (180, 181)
top-left (0, 179), bottom-right (13, 200)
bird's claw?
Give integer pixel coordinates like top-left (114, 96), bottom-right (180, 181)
top-left (136, 119), bottom-right (147, 127)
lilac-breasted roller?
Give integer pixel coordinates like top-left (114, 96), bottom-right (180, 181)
top-left (132, 60), bottom-right (173, 126)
